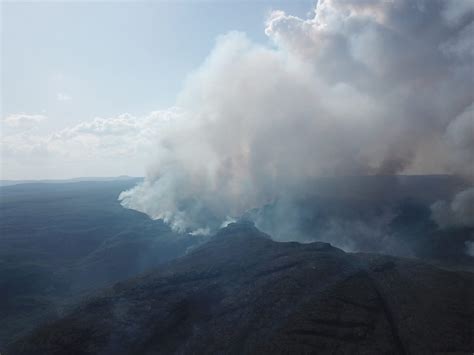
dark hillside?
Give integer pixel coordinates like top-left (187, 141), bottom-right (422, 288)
top-left (0, 180), bottom-right (201, 345)
top-left (8, 222), bottom-right (473, 354)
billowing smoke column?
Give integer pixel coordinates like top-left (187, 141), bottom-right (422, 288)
top-left (120, 0), bottom-right (474, 237)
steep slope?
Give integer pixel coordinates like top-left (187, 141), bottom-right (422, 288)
top-left (8, 223), bottom-right (473, 354)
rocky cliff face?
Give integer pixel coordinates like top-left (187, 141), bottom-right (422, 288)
top-left (8, 223), bottom-right (474, 354)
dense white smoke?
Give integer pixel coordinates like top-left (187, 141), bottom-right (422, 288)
top-left (120, 0), bottom-right (474, 235)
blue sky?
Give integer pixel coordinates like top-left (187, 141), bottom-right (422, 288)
top-left (2, 0), bottom-right (313, 134)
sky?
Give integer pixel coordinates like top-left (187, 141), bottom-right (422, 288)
top-left (0, 0), bottom-right (313, 179)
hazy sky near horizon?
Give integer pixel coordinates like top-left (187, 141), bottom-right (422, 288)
top-left (1, 0), bottom-right (312, 179)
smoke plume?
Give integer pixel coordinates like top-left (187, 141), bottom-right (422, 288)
top-left (120, 0), bottom-right (474, 237)
top-left (431, 187), bottom-right (474, 228)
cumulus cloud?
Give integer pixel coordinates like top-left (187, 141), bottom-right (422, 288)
top-left (2, 113), bottom-right (47, 129)
top-left (119, 0), bottom-right (474, 235)
top-left (1, 109), bottom-right (181, 179)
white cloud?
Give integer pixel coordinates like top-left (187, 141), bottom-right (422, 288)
top-left (0, 108), bottom-right (183, 179)
top-left (2, 113), bottom-right (47, 129)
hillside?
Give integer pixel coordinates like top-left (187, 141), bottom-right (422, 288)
top-left (8, 222), bottom-right (473, 354)
top-left (0, 180), bottom-right (202, 345)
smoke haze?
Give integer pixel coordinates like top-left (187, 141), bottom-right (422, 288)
top-left (431, 187), bottom-right (474, 228)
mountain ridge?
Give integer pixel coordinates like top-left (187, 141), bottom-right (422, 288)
top-left (8, 223), bottom-right (473, 354)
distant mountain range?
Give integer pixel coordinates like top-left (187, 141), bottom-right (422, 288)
top-left (0, 176), bottom-right (142, 187)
